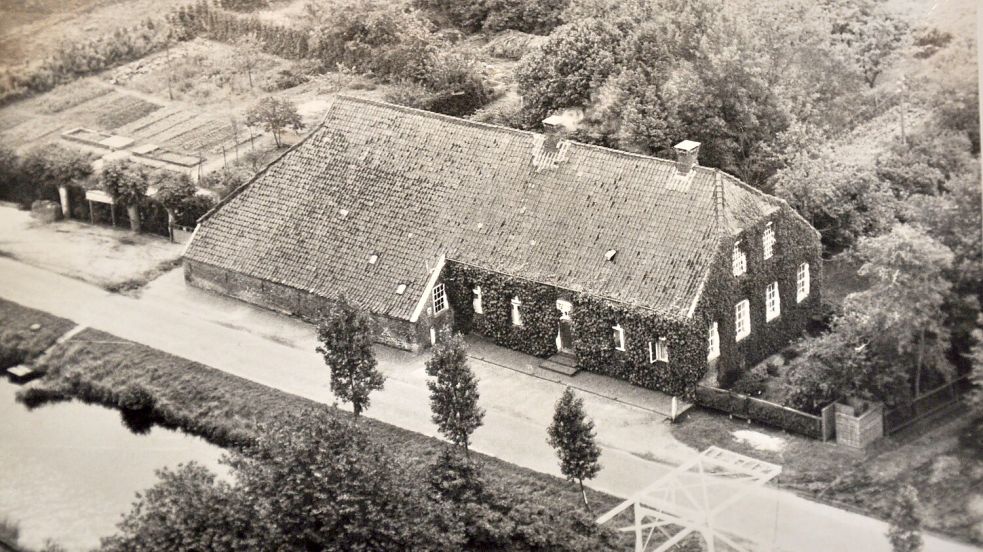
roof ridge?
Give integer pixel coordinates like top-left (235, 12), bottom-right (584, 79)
top-left (333, 95), bottom-right (725, 174)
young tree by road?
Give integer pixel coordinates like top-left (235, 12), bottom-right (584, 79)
top-left (21, 143), bottom-right (92, 215)
top-left (245, 97), bottom-right (304, 148)
top-left (547, 387), bottom-right (601, 515)
top-left (425, 331), bottom-right (484, 458)
top-left (887, 484), bottom-right (923, 552)
top-left (315, 298), bottom-right (385, 418)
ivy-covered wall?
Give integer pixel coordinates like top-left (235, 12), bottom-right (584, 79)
top-left (693, 204), bottom-right (823, 386)
top-left (441, 262), bottom-right (707, 398)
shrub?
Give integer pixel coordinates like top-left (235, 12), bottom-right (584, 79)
top-left (912, 27), bottom-right (953, 58)
top-left (730, 370), bottom-right (767, 397)
top-left (118, 384), bottom-right (155, 411)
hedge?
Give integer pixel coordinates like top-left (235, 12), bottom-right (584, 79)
top-left (694, 385), bottom-right (825, 439)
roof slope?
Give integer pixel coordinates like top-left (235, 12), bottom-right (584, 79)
top-left (186, 96), bottom-right (779, 320)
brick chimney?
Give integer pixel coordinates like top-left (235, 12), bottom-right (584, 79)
top-left (542, 114), bottom-right (568, 152)
top-left (673, 140), bottom-right (701, 174)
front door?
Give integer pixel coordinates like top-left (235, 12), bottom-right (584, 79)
top-left (558, 318), bottom-right (575, 354)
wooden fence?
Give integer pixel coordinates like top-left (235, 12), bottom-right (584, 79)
top-left (883, 377), bottom-right (971, 435)
top-left (694, 385), bottom-right (831, 440)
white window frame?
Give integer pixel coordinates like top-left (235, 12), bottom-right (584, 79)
top-left (763, 222), bottom-right (775, 260)
top-left (765, 281), bottom-right (780, 322)
top-left (732, 241), bottom-right (747, 276)
top-left (472, 286), bottom-right (483, 314)
top-left (613, 323), bottom-right (626, 351)
top-left (797, 263), bottom-right (810, 303)
top-left (735, 300), bottom-right (750, 341)
top-left (432, 283), bottom-right (448, 314)
top-left (649, 337), bottom-right (668, 363)
top-left (511, 297), bottom-right (523, 326)
top-left (708, 321), bottom-right (720, 360)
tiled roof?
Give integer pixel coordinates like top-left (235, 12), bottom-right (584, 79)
top-left (185, 96), bottom-right (780, 320)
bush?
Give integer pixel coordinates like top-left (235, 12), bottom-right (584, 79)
top-left (118, 384), bottom-right (155, 411)
top-left (262, 66), bottom-right (311, 92)
top-left (731, 370), bottom-right (767, 397)
top-left (912, 27), bottom-right (953, 58)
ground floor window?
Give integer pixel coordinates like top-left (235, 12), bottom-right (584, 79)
top-left (708, 321), bottom-right (719, 360)
top-left (735, 300), bottom-right (750, 341)
top-left (649, 338), bottom-right (668, 363)
top-left (612, 323), bottom-right (626, 351)
top-left (765, 281), bottom-right (780, 321)
top-left (797, 263), bottom-right (810, 302)
top-left (511, 297), bottom-right (523, 326)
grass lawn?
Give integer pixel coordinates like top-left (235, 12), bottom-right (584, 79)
top-left (672, 406), bottom-right (983, 545)
top-left (0, 298), bottom-right (75, 368)
top-left (0, 299), bottom-right (629, 548)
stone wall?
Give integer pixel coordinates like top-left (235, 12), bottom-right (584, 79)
top-left (184, 259), bottom-right (425, 351)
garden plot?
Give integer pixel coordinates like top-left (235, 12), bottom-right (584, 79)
top-left (133, 111), bottom-right (203, 143)
top-left (163, 119), bottom-right (236, 154)
top-left (113, 104), bottom-right (184, 135)
top-left (33, 79), bottom-right (113, 114)
top-left (92, 95), bottom-right (162, 131)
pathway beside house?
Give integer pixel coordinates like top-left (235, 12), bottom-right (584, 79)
top-left (0, 257), bottom-right (977, 552)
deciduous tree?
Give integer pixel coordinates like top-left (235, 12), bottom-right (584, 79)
top-left (426, 331), bottom-right (484, 457)
top-left (100, 159), bottom-right (149, 232)
top-left (848, 225), bottom-right (955, 397)
top-left (245, 97), bottom-right (304, 148)
top-left (152, 169), bottom-right (197, 239)
top-left (315, 298), bottom-right (386, 417)
top-left (233, 35), bottom-right (262, 90)
top-left (547, 387), bottom-right (601, 515)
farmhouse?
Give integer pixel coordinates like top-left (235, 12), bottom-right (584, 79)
top-left (184, 96), bottom-right (822, 395)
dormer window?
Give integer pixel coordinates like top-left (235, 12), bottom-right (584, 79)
top-left (511, 297), bottom-right (523, 326)
top-left (432, 283), bottom-right (447, 314)
top-left (368, 254), bottom-right (379, 265)
top-left (612, 323), bottom-right (625, 351)
top-left (472, 286), bottom-right (483, 314)
top-left (605, 249), bottom-right (617, 262)
top-left (732, 241), bottom-right (747, 276)
top-left (762, 222), bottom-right (775, 260)
top-left (396, 283), bottom-right (407, 295)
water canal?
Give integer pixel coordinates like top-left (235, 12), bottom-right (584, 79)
top-left (0, 378), bottom-right (226, 551)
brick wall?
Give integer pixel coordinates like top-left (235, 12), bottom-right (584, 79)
top-left (834, 403), bottom-right (884, 448)
top-left (184, 260), bottom-right (425, 351)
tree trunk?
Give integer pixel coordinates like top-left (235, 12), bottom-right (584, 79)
top-left (57, 185), bottom-right (70, 218)
top-left (166, 208), bottom-right (176, 242)
top-left (914, 328), bottom-right (926, 398)
top-left (247, 68), bottom-right (253, 90)
top-left (126, 204), bottom-right (141, 233)
top-left (579, 479), bottom-right (593, 516)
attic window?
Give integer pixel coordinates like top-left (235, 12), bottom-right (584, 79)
top-left (339, 209), bottom-right (349, 219)
top-left (396, 284), bottom-right (407, 295)
top-left (605, 249), bottom-right (617, 262)
top-left (368, 254), bottom-right (379, 265)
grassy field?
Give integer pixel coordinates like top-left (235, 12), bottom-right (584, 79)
top-left (0, 298), bottom-right (75, 369)
top-left (672, 406), bottom-right (983, 545)
top-left (0, 298), bottom-right (629, 548)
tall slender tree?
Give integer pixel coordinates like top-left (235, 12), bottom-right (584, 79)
top-left (547, 387), bottom-right (601, 515)
top-left (426, 331), bottom-right (484, 458)
top-left (315, 298), bottom-right (385, 418)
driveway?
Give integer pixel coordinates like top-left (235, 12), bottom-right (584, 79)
top-left (0, 257), bottom-right (978, 552)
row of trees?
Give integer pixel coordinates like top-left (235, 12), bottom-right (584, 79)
top-left (0, 144), bottom-right (213, 236)
top-left (103, 300), bottom-right (609, 549)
